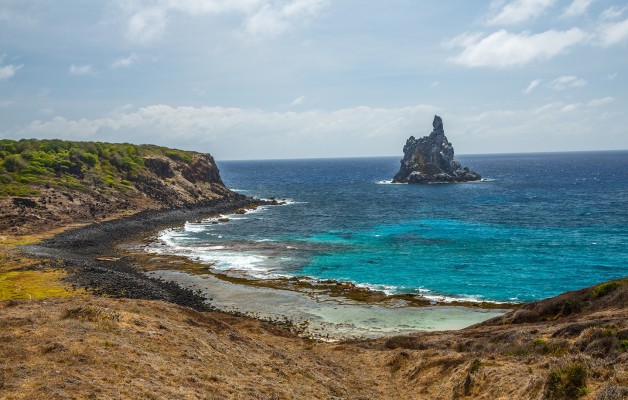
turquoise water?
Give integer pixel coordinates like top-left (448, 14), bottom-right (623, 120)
top-left (153, 152), bottom-right (628, 303)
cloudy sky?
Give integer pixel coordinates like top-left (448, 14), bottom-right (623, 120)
top-left (1, 0), bottom-right (627, 159)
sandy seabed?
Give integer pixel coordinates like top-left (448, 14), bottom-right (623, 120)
top-left (147, 269), bottom-right (504, 340)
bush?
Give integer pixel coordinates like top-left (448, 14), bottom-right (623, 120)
top-left (0, 138), bottom-right (198, 198)
top-left (3, 154), bottom-right (26, 172)
top-left (592, 282), bottom-right (622, 298)
top-left (509, 338), bottom-right (568, 358)
top-left (545, 364), bottom-right (588, 399)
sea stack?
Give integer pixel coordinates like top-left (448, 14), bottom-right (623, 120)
top-left (392, 115), bottom-right (481, 184)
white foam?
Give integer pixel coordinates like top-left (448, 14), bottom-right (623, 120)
top-left (376, 180), bottom-right (405, 185)
top-left (195, 252), bottom-right (267, 272)
top-left (184, 222), bottom-right (207, 233)
top-left (258, 198), bottom-right (306, 205)
top-left (355, 282), bottom-right (399, 295)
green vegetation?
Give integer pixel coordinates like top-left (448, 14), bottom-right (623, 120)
top-left (545, 364), bottom-right (588, 399)
top-left (591, 281), bottom-right (622, 298)
top-left (0, 270), bottom-right (77, 300)
top-left (508, 338), bottom-right (568, 358)
top-left (0, 139), bottom-right (198, 197)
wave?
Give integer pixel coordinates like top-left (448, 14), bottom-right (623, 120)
top-left (376, 180), bottom-right (405, 185)
top-left (257, 197), bottom-right (307, 205)
top-left (353, 282), bottom-right (514, 304)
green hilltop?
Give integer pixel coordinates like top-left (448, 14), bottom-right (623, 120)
top-left (0, 139), bottom-right (196, 197)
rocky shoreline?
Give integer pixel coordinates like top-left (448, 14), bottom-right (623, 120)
top-left (22, 195), bottom-right (264, 311)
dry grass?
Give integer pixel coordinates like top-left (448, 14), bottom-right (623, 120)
top-left (0, 295), bottom-right (626, 400)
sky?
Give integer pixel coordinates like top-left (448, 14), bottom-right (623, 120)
top-left (1, 0), bottom-right (627, 160)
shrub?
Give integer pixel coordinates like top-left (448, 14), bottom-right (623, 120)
top-left (509, 338), bottom-right (568, 358)
top-left (545, 364), bottom-right (588, 399)
top-left (3, 154), bottom-right (26, 172)
top-left (384, 335), bottom-right (428, 350)
top-left (592, 282), bottom-right (622, 298)
top-left (165, 150), bottom-right (193, 163)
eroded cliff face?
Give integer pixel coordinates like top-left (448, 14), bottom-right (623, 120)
top-left (136, 153), bottom-right (229, 207)
top-left (0, 150), bottom-right (234, 234)
top-left (392, 116), bottom-right (481, 184)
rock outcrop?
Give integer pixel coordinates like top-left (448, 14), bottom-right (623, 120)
top-left (392, 115), bottom-right (481, 184)
top-left (0, 141), bottom-right (234, 234)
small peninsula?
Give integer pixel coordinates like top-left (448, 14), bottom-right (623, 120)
top-left (393, 115), bottom-right (481, 183)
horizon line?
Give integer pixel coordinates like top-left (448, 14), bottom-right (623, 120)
top-left (216, 148), bottom-right (628, 162)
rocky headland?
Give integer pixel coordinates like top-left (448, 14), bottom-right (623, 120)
top-left (393, 116), bottom-right (481, 184)
top-left (0, 140), bottom-right (235, 234)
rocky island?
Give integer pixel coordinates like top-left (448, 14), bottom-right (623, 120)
top-left (393, 115), bottom-right (481, 183)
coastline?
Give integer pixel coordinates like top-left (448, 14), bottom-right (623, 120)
top-left (21, 195), bottom-right (264, 311)
top-left (5, 195), bottom-right (627, 398)
top-left (22, 197), bottom-right (509, 340)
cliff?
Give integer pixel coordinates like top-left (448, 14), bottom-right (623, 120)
top-left (0, 139), bottom-right (234, 234)
top-left (392, 116), bottom-right (481, 183)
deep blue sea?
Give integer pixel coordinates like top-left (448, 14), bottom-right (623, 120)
top-left (155, 152), bottom-right (628, 303)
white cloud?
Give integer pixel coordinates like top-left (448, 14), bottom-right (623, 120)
top-left (291, 96), bottom-right (305, 106)
top-left (455, 102), bottom-right (626, 153)
top-left (487, 0), bottom-right (556, 25)
top-left (430, 81), bottom-right (440, 87)
top-left (115, 0), bottom-right (327, 44)
top-left (562, 0), bottom-right (594, 18)
top-left (125, 7), bottom-right (167, 44)
top-left (523, 79), bottom-right (541, 93)
top-left (69, 64), bottom-right (95, 76)
top-left (11, 100), bottom-right (628, 157)
top-left (448, 28), bottom-right (587, 68)
top-left (0, 63), bottom-right (23, 80)
top-left (243, 0), bottom-right (328, 37)
top-left (596, 18), bottom-right (628, 46)
top-left (18, 103), bottom-right (439, 159)
top-left (548, 75), bottom-right (586, 90)
top-left (587, 97), bottom-right (614, 107)
top-left (561, 103), bottom-right (580, 111)
top-left (0, 100), bottom-right (14, 108)
top-left (606, 73), bottom-right (617, 80)
top-left (0, 1), bottom-right (37, 25)
top-left (599, 6), bottom-right (627, 20)
top-left (110, 53), bottom-right (139, 69)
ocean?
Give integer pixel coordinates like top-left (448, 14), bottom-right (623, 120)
top-left (152, 151), bottom-right (628, 304)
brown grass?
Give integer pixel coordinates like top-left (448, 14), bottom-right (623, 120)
top-left (1, 295), bottom-right (626, 400)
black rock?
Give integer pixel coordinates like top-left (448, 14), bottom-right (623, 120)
top-left (392, 115), bottom-right (481, 184)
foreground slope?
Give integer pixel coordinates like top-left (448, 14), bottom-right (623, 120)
top-left (1, 280), bottom-right (626, 399)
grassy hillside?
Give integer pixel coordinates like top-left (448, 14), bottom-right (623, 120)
top-left (0, 138), bottom-right (231, 235)
top-left (0, 139), bottom-right (196, 197)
